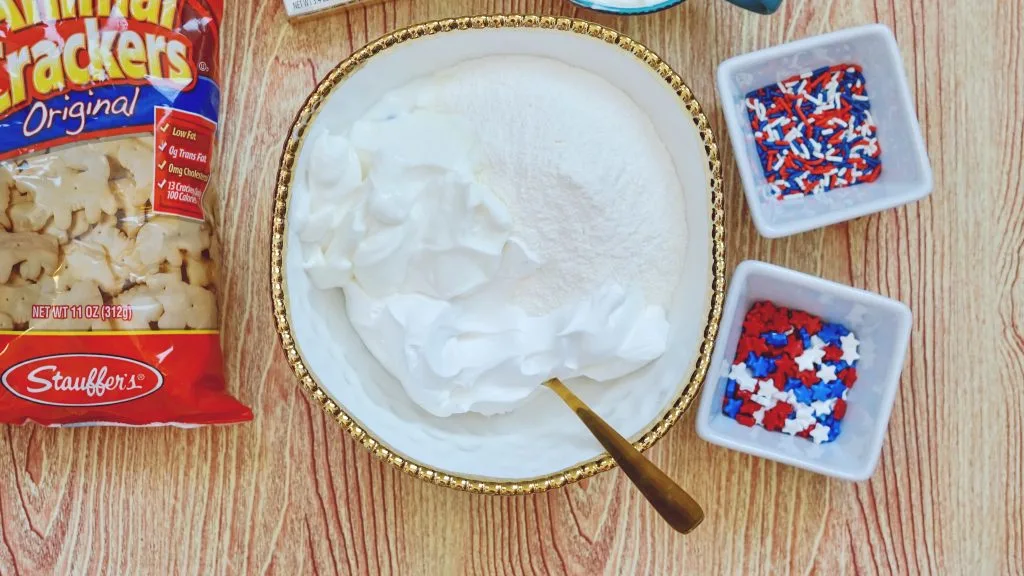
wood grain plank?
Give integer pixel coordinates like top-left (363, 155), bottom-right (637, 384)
top-left (2, 0), bottom-right (1022, 574)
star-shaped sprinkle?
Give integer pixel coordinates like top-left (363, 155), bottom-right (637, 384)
top-left (774, 354), bottom-right (799, 379)
top-left (795, 347), bottom-right (825, 371)
top-left (823, 345), bottom-right (843, 362)
top-left (829, 381), bottom-right (848, 399)
top-left (810, 399), bottom-right (835, 416)
top-left (839, 366), bottom-right (858, 388)
top-left (762, 331), bottom-right (789, 348)
top-left (793, 385), bottom-right (813, 405)
top-left (790, 310), bottom-right (823, 333)
top-left (783, 336), bottom-right (805, 359)
top-left (751, 383), bottom-right (779, 408)
top-left (810, 335), bottom-right (827, 350)
top-left (753, 407), bottom-right (766, 425)
top-left (745, 352), bottom-right (776, 378)
top-left (729, 363), bottom-right (758, 391)
top-left (811, 382), bottom-right (832, 402)
top-left (736, 334), bottom-right (770, 357)
top-left (724, 398), bottom-right (743, 418)
top-left (817, 363), bottom-right (838, 383)
top-left (818, 322), bottom-right (848, 345)
top-left (783, 416), bottom-right (807, 435)
top-left (810, 424), bottom-right (831, 444)
top-left (840, 332), bottom-right (861, 363)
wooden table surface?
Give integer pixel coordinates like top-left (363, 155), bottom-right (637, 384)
top-left (2, 0), bottom-right (1022, 574)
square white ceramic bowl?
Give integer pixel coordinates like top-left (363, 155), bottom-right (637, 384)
top-left (717, 24), bottom-right (933, 238)
top-left (695, 260), bottom-right (912, 481)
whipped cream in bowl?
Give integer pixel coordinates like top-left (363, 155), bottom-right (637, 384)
top-left (276, 18), bottom-right (723, 490)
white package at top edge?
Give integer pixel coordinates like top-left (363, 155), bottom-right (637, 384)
top-left (284, 0), bottom-right (355, 19)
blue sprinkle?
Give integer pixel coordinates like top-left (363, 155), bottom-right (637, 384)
top-left (793, 386), bottom-right (813, 405)
top-left (762, 331), bottom-right (789, 348)
top-left (725, 379), bottom-right (738, 398)
top-left (815, 413), bottom-right (836, 427)
top-left (811, 383), bottom-right (832, 402)
top-left (723, 398), bottom-right (743, 418)
top-left (745, 352), bottom-right (776, 378)
top-left (798, 328), bottom-right (812, 348)
top-left (827, 421), bottom-right (842, 441)
top-left (818, 323), bottom-right (848, 345)
top-left (784, 377), bottom-right (804, 392)
top-left (829, 381), bottom-right (848, 398)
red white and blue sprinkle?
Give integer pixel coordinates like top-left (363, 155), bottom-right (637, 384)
top-left (722, 301), bottom-right (860, 444)
top-left (745, 64), bottom-right (883, 200)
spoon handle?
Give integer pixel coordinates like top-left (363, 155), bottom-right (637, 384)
top-left (544, 378), bottom-right (704, 534)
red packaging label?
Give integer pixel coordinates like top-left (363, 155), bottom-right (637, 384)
top-left (0, 332), bottom-right (247, 426)
top-left (152, 106), bottom-right (216, 220)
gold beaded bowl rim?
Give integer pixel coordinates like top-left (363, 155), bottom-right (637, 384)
top-left (271, 15), bottom-right (726, 495)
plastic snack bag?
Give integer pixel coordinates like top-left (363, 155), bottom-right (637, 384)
top-left (0, 0), bottom-right (252, 425)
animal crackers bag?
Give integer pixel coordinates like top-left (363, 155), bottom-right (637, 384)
top-left (0, 0), bottom-right (252, 425)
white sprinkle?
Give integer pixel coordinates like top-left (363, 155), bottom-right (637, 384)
top-left (801, 71), bottom-right (813, 79)
top-left (773, 154), bottom-right (785, 171)
top-left (785, 128), bottom-right (801, 142)
top-left (825, 154), bottom-right (843, 162)
top-left (852, 93), bottom-right (869, 101)
top-left (813, 151), bottom-right (824, 159)
top-left (822, 129), bottom-right (834, 135)
top-left (838, 167), bottom-right (847, 177)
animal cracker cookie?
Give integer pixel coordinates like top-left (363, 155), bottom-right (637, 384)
top-left (0, 232), bottom-right (59, 283)
top-left (0, 1), bottom-right (250, 427)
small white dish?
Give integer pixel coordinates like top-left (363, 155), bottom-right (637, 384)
top-left (717, 24), bottom-right (933, 238)
top-left (695, 260), bottom-right (912, 481)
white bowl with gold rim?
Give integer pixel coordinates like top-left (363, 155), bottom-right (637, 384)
top-left (271, 16), bottom-right (724, 493)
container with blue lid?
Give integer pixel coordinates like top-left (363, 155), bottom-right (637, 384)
top-left (570, 0), bottom-right (781, 16)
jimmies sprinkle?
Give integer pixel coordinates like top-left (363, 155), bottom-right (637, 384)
top-left (745, 64), bottom-right (883, 200)
top-left (722, 301), bottom-right (860, 444)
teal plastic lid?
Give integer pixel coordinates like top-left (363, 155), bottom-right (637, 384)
top-left (569, 0), bottom-right (781, 15)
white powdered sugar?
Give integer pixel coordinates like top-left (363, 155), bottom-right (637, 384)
top-left (427, 56), bottom-right (688, 314)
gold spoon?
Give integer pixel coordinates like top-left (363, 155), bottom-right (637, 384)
top-left (543, 378), bottom-right (704, 534)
